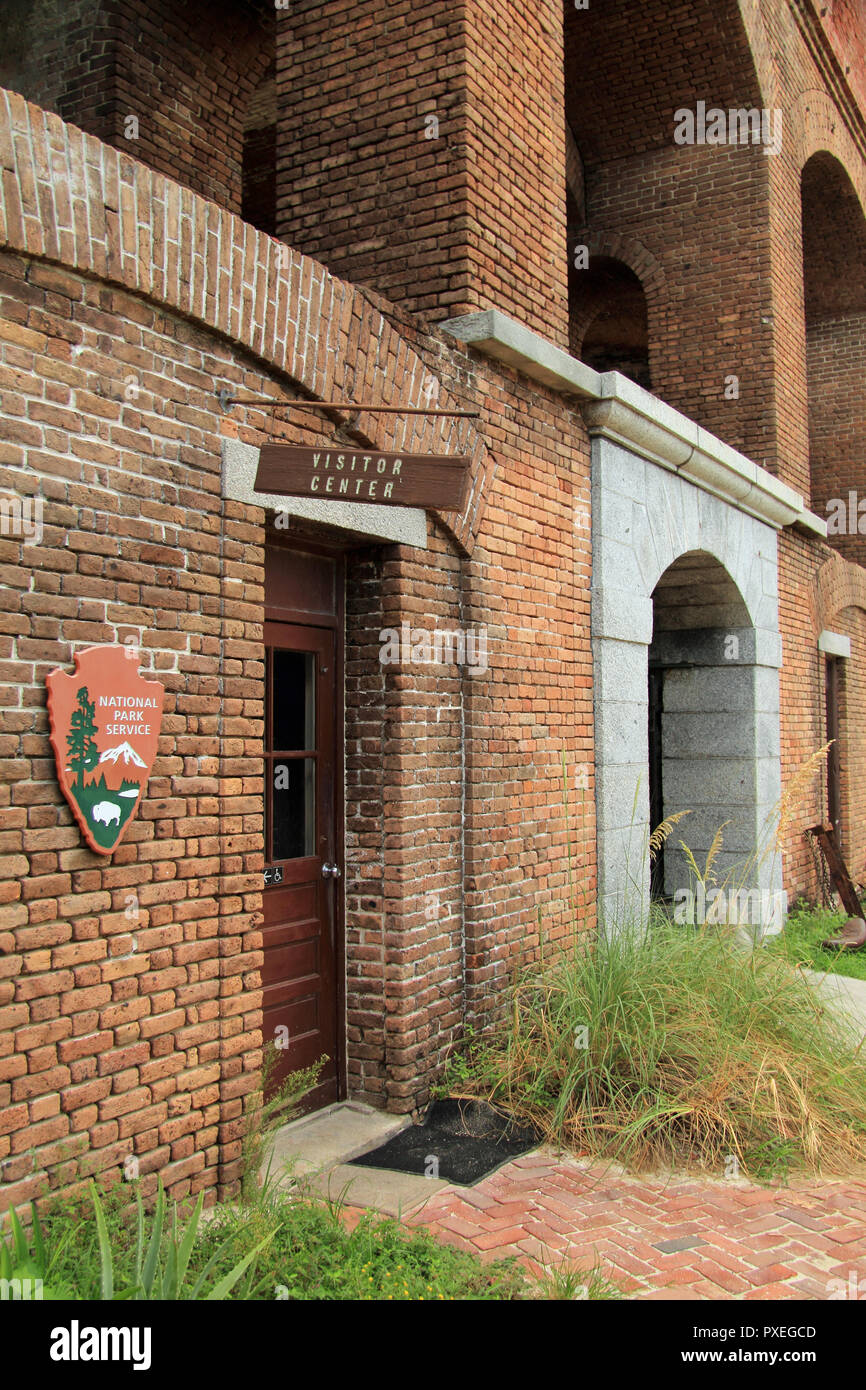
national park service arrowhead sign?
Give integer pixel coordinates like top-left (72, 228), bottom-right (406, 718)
top-left (46, 646), bottom-right (165, 855)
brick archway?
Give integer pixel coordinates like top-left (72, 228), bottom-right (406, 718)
top-left (575, 231), bottom-right (666, 300)
top-left (0, 88), bottom-right (492, 557)
top-left (790, 89), bottom-right (866, 219)
top-left (817, 550), bottom-right (866, 630)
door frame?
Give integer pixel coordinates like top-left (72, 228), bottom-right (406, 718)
top-left (826, 654), bottom-right (842, 845)
top-left (264, 535), bottom-right (347, 1105)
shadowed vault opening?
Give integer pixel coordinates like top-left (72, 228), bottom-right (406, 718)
top-left (649, 552), bottom-right (759, 906)
top-left (569, 255), bottom-right (651, 387)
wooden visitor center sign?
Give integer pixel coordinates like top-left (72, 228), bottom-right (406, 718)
top-left (255, 445), bottom-right (469, 510)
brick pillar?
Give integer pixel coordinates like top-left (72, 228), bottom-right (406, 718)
top-left (275, 0), bottom-right (569, 344)
top-left (0, 0), bottom-right (273, 214)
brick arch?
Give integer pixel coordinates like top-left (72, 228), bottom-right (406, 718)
top-left (577, 230), bottom-right (666, 299)
top-left (789, 89), bottom-right (866, 220)
top-left (817, 550), bottom-right (866, 631)
top-left (0, 88), bottom-right (491, 556)
top-left (571, 231), bottom-right (664, 372)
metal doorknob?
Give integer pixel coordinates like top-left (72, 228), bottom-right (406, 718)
top-left (322, 863), bottom-right (341, 879)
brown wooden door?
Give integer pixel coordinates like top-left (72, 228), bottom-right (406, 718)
top-left (262, 619), bottom-right (341, 1109)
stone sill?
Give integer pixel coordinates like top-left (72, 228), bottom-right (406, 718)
top-left (441, 308), bottom-right (826, 537)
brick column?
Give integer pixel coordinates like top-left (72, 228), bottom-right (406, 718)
top-left (275, 0), bottom-right (569, 343)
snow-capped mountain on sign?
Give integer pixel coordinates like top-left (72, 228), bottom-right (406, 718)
top-left (99, 741), bottom-right (147, 768)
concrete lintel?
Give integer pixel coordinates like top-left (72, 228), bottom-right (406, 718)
top-left (585, 377), bottom-right (803, 531)
top-left (792, 509), bottom-right (829, 538)
top-left (221, 437), bottom-right (429, 549)
top-left (441, 308), bottom-right (816, 536)
top-left (440, 309), bottom-right (601, 397)
top-left (818, 629), bottom-right (852, 658)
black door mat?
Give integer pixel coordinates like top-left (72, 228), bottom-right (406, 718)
top-left (348, 1098), bottom-right (539, 1186)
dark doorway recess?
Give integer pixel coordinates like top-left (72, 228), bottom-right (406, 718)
top-left (826, 655), bottom-right (842, 842)
top-left (648, 665), bottom-right (665, 898)
top-left (349, 1100), bottom-right (538, 1186)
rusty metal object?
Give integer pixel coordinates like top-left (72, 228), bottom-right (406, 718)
top-left (806, 823), bottom-right (863, 921)
top-left (821, 917), bottom-right (866, 952)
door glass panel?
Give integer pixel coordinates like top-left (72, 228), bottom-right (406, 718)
top-left (273, 758), bottom-right (315, 860)
top-left (272, 650), bottom-right (315, 751)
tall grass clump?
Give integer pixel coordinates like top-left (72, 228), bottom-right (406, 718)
top-left (450, 917), bottom-right (866, 1179)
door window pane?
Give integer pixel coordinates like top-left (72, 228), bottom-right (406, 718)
top-left (273, 758), bottom-right (315, 860)
top-left (272, 650), bottom-right (315, 751)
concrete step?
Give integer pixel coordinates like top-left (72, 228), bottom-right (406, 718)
top-left (264, 1099), bottom-right (410, 1181)
top-left (262, 1100), bottom-right (451, 1216)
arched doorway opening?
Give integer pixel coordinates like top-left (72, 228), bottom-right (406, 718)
top-left (570, 255), bottom-right (651, 387)
top-left (649, 552), bottom-right (761, 908)
top-left (801, 152), bottom-right (866, 561)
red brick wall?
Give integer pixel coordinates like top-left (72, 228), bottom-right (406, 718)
top-left (343, 537), bottom-right (466, 1112)
top-left (274, 0), bottom-right (569, 343)
top-left (339, 317), bottom-right (597, 1111)
top-left (833, 607), bottom-right (866, 885)
top-left (806, 315), bottom-right (866, 562)
top-left (0, 91), bottom-right (596, 1207)
top-left (814, 553), bottom-right (866, 890)
top-left (565, 1), bottom-right (783, 473)
top-left (343, 549), bottom-right (389, 1106)
top-left (777, 535), bottom-right (866, 904)
top-left (0, 0), bottom-right (274, 214)
top-left (811, 0), bottom-right (866, 123)
top-left (776, 531), bottom-right (827, 901)
top-left (0, 250), bottom-right (269, 1208)
top-left (6, 0), bottom-right (866, 1212)
top-left (559, 0), bottom-right (866, 507)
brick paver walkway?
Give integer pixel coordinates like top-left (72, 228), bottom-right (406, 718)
top-left (398, 1151), bottom-right (866, 1299)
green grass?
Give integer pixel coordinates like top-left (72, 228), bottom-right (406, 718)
top-left (534, 1255), bottom-right (622, 1301)
top-left (188, 1194), bottom-right (526, 1301)
top-left (440, 917), bottom-right (866, 1181)
top-left (31, 1178), bottom-right (612, 1301)
top-left (769, 898), bottom-right (866, 983)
